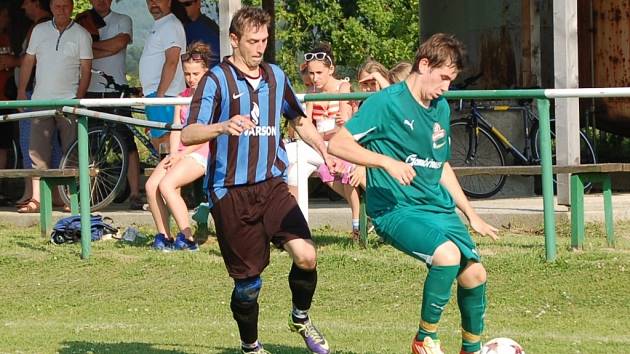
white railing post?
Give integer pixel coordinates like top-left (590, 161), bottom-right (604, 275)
top-left (553, 0), bottom-right (580, 205)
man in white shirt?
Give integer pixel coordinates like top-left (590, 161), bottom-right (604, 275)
top-left (16, 0), bottom-right (92, 213)
top-left (81, 0), bottom-right (143, 209)
top-left (140, 0), bottom-right (186, 148)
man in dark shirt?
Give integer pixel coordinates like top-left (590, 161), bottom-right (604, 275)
top-left (177, 0), bottom-right (219, 68)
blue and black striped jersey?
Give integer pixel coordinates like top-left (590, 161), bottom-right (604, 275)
top-left (187, 57), bottom-right (305, 205)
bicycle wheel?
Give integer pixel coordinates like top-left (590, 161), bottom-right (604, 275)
top-left (59, 127), bottom-right (129, 211)
top-left (449, 119), bottom-right (507, 198)
top-left (532, 119), bottom-right (597, 190)
top-left (7, 137), bottom-right (19, 169)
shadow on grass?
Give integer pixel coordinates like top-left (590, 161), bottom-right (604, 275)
top-left (113, 239), bottom-right (153, 249)
top-left (16, 241), bottom-right (51, 253)
top-left (313, 232), bottom-right (385, 249)
top-left (58, 341), bottom-right (193, 353)
top-left (214, 343), bottom-right (361, 354)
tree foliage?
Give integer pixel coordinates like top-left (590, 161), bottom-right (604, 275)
top-left (276, 0), bottom-right (419, 81)
top-left (72, 0), bottom-right (419, 84)
top-left (72, 0), bottom-right (92, 16)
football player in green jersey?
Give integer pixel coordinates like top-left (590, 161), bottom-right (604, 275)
top-left (329, 33), bottom-right (498, 354)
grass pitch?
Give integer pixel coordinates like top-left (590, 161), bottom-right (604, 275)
top-left (0, 221), bottom-right (628, 353)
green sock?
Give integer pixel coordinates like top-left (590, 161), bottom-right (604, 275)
top-left (416, 265), bottom-right (459, 341)
top-left (458, 282), bottom-right (486, 353)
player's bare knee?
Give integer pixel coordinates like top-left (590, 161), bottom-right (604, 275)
top-left (292, 251), bottom-right (317, 270)
top-left (458, 262), bottom-right (487, 288)
top-left (432, 241), bottom-right (461, 266)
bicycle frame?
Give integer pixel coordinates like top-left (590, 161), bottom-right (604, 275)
top-left (92, 70), bottom-right (159, 163)
top-left (125, 122), bottom-right (159, 161)
top-left (465, 100), bottom-right (538, 164)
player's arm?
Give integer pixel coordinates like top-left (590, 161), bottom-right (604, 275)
top-left (440, 162), bottom-right (499, 240)
top-left (289, 116), bottom-right (334, 169)
top-left (181, 116), bottom-right (256, 145)
top-left (328, 127), bottom-right (416, 185)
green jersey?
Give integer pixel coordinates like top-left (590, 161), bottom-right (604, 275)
top-left (345, 81), bottom-right (455, 216)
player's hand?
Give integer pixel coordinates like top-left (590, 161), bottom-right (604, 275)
top-left (223, 115), bottom-right (255, 136)
top-left (383, 157), bottom-right (416, 185)
top-left (349, 165), bottom-right (365, 187)
top-left (468, 214), bottom-right (499, 241)
top-left (324, 154), bottom-right (337, 173)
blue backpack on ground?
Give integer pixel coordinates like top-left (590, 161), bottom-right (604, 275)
top-left (50, 215), bottom-right (118, 244)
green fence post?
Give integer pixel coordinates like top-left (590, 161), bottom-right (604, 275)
top-left (536, 98), bottom-right (557, 262)
top-left (570, 174), bottom-right (585, 249)
top-left (602, 175), bottom-right (615, 247)
top-left (39, 178), bottom-right (53, 239)
top-left (78, 115), bottom-right (91, 260)
top-left (359, 194), bottom-right (368, 247)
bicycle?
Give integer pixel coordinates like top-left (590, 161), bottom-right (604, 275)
top-left (58, 71), bottom-right (160, 211)
top-left (449, 86), bottom-right (597, 199)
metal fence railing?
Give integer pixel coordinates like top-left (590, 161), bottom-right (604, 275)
top-left (2, 87), bottom-right (626, 260)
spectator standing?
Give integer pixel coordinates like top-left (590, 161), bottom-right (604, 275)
top-left (140, 0), bottom-right (186, 149)
top-left (177, 0), bottom-right (220, 68)
top-left (0, 3), bottom-right (18, 171)
top-left (181, 7), bottom-right (331, 354)
top-left (16, 0), bottom-right (92, 213)
top-left (10, 0), bottom-right (65, 208)
top-left (78, 0), bottom-right (143, 209)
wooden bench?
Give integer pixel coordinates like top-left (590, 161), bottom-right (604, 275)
top-left (145, 163), bottom-right (628, 250)
top-left (0, 169), bottom-right (86, 238)
top-left (452, 163), bottom-right (630, 248)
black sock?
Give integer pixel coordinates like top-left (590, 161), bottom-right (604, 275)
top-left (230, 289), bottom-right (259, 344)
top-left (288, 263), bottom-right (317, 321)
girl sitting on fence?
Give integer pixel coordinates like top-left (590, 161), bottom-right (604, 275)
top-left (287, 42), bottom-right (362, 240)
top-left (145, 41), bottom-right (211, 252)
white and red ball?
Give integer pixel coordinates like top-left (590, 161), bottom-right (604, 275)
top-left (480, 338), bottom-right (525, 354)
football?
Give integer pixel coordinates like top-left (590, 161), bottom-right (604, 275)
top-left (480, 338), bottom-right (525, 354)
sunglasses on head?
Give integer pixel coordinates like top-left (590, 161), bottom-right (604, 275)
top-left (181, 52), bottom-right (205, 62)
top-left (304, 52), bottom-right (332, 63)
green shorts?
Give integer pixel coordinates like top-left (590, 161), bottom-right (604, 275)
top-left (373, 207), bottom-right (480, 267)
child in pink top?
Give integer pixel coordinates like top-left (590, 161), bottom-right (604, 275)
top-left (146, 41), bottom-right (211, 251)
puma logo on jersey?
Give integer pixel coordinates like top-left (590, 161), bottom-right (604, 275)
top-left (404, 119), bottom-right (415, 130)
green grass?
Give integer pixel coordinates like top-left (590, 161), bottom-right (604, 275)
top-left (0, 222), bottom-right (628, 353)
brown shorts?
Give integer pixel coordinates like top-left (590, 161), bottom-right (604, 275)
top-left (210, 177), bottom-right (312, 279)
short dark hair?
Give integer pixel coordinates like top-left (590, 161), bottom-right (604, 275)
top-left (412, 33), bottom-right (466, 73)
top-left (229, 6), bottom-right (271, 38)
top-left (34, 0), bottom-right (51, 13)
